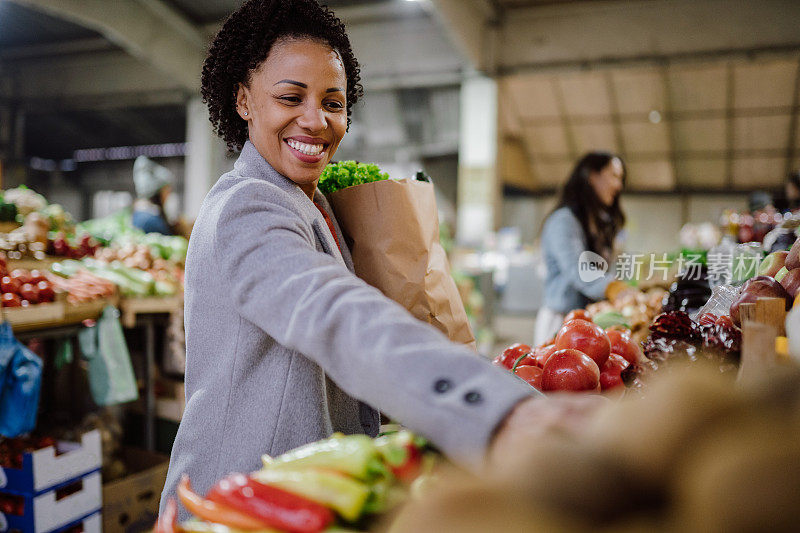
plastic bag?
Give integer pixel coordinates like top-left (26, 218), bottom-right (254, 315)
top-left (0, 322), bottom-right (43, 437)
top-left (691, 284), bottom-right (741, 321)
top-left (78, 306), bottom-right (138, 406)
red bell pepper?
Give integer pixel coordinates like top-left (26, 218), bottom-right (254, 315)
top-left (177, 475), bottom-right (269, 531)
top-left (206, 473), bottom-right (334, 533)
top-left (154, 498), bottom-right (180, 533)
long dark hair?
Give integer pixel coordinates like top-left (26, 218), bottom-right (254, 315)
top-left (554, 152), bottom-right (626, 260)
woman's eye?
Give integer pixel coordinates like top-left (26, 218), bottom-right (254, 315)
top-left (325, 101), bottom-right (344, 110)
top-left (279, 95), bottom-right (302, 104)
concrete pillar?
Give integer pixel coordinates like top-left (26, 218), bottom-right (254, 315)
top-left (184, 97), bottom-right (226, 220)
top-left (456, 73), bottom-right (499, 247)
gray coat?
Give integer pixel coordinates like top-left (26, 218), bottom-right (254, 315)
top-left (159, 141), bottom-right (534, 516)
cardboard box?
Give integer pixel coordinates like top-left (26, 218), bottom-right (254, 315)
top-left (102, 448), bottom-right (169, 533)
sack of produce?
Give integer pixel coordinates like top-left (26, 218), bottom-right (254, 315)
top-left (320, 162), bottom-right (475, 347)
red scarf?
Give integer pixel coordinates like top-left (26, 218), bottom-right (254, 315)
top-left (313, 201), bottom-right (342, 254)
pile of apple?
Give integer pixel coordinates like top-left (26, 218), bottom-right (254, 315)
top-left (0, 258), bottom-right (56, 308)
top-left (730, 235), bottom-right (800, 325)
top-left (493, 310), bottom-right (646, 394)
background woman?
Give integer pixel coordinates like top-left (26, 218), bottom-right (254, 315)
top-left (131, 155), bottom-right (175, 235)
top-left (158, 0), bottom-right (581, 517)
top-left (534, 152), bottom-right (628, 346)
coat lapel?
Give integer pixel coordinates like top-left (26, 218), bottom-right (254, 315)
top-left (235, 141), bottom-right (352, 272)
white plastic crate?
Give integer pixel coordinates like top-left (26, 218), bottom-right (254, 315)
top-left (1, 471), bottom-right (102, 533)
top-left (0, 431), bottom-right (101, 495)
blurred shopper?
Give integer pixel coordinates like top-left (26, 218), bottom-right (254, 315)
top-left (131, 155), bottom-right (175, 235)
top-left (159, 0), bottom-right (597, 518)
top-left (535, 152), bottom-right (628, 345)
top-left (782, 170), bottom-right (800, 211)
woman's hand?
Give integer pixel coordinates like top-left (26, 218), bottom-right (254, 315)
top-left (489, 394), bottom-right (607, 467)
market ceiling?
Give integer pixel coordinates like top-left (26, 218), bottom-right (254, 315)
top-left (2, 0), bottom-right (800, 191)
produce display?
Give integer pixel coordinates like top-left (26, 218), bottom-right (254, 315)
top-left (585, 288), bottom-right (666, 346)
top-left (0, 261), bottom-right (56, 308)
top-left (46, 268), bottom-right (116, 304)
top-left (157, 431), bottom-right (432, 533)
top-left (493, 315), bottom-right (645, 394)
top-left (50, 257), bottom-right (179, 298)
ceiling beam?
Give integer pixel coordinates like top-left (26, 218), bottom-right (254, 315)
top-left (428, 0), bottom-right (499, 72)
top-left (500, 0), bottom-right (800, 74)
top-left (8, 0), bottom-right (206, 91)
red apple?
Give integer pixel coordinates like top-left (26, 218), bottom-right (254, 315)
top-left (1, 276), bottom-right (20, 294)
top-left (758, 251), bottom-right (789, 278)
top-left (19, 283), bottom-right (39, 304)
top-left (2, 293), bottom-right (21, 307)
top-left (37, 281), bottom-right (55, 302)
top-left (28, 269), bottom-right (47, 285)
top-left (9, 269), bottom-right (32, 286)
top-left (786, 236), bottom-right (800, 270)
top-left (605, 328), bottom-right (645, 365)
top-left (730, 276), bottom-right (792, 326)
top-left (780, 268), bottom-right (800, 298)
top-left (555, 319), bottom-right (611, 369)
top-left (600, 353), bottom-right (630, 391)
top-left (541, 348), bottom-right (601, 393)
top-left (514, 365), bottom-right (543, 390)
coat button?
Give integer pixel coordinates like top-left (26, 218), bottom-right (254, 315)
top-left (433, 379), bottom-right (452, 393)
top-left (464, 391), bottom-right (483, 404)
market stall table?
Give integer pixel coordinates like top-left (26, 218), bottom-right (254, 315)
top-left (119, 295), bottom-right (183, 451)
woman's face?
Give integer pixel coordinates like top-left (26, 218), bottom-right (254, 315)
top-left (589, 158), bottom-right (624, 208)
top-left (236, 38), bottom-right (348, 198)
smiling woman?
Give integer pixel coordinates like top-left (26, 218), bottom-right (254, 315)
top-left (158, 0), bottom-right (555, 522)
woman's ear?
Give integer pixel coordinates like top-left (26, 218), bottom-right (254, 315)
top-left (236, 83), bottom-right (250, 120)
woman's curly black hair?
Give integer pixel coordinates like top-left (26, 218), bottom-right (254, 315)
top-left (201, 0), bottom-right (363, 151)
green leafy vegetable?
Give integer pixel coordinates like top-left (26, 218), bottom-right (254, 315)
top-left (318, 161), bottom-right (389, 194)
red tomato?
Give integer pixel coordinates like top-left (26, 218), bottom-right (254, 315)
top-left (19, 283), bottom-right (39, 304)
top-left (564, 309), bottom-right (591, 323)
top-left (494, 343), bottom-right (533, 370)
top-left (531, 344), bottom-right (557, 368)
top-left (9, 269), bottom-right (32, 286)
top-left (28, 269), bottom-right (47, 284)
top-left (1, 276), bottom-right (20, 294)
top-left (37, 281), bottom-right (55, 302)
top-left (715, 315), bottom-right (734, 328)
top-left (2, 293), bottom-right (21, 307)
top-left (555, 319), bottom-right (611, 369)
top-left (541, 348), bottom-right (600, 392)
top-left (605, 328), bottom-right (645, 365)
top-left (600, 353), bottom-right (630, 391)
top-left (514, 365), bottom-right (543, 390)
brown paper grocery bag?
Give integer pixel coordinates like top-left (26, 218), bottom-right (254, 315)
top-left (328, 178), bottom-right (476, 347)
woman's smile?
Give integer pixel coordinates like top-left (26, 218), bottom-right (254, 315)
top-left (284, 136), bottom-right (329, 162)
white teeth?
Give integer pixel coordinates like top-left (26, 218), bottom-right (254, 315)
top-left (287, 139), bottom-right (324, 156)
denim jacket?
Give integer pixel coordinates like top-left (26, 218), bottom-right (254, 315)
top-left (541, 207), bottom-right (616, 313)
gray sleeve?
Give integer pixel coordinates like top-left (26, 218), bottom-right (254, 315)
top-left (543, 209), bottom-right (615, 302)
top-left (215, 183), bottom-right (536, 470)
